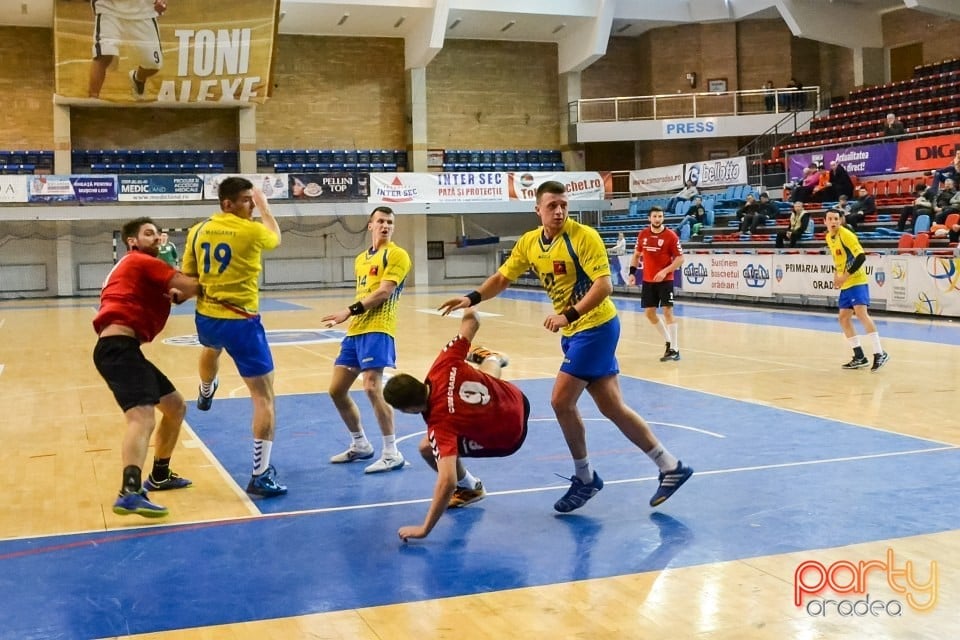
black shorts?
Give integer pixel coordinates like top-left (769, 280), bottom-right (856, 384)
top-left (93, 335), bottom-right (175, 412)
top-left (458, 394), bottom-right (531, 458)
top-left (641, 280), bottom-right (675, 308)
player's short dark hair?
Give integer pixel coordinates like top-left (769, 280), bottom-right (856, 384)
top-left (536, 180), bottom-right (566, 201)
top-left (218, 176), bottom-right (254, 204)
top-left (121, 217), bottom-right (156, 241)
top-left (369, 205), bottom-right (394, 221)
top-left (382, 373), bottom-right (427, 410)
top-left (649, 205), bottom-right (663, 214)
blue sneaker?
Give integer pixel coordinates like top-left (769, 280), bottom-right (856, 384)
top-left (196, 378), bottom-right (218, 411)
top-left (246, 464), bottom-right (288, 497)
top-left (554, 471), bottom-right (603, 513)
top-left (649, 462), bottom-right (694, 507)
top-left (142, 471), bottom-right (193, 491)
top-left (112, 490), bottom-right (168, 518)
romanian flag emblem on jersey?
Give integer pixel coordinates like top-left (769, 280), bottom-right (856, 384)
top-left (369, 266), bottom-right (380, 276)
top-left (553, 261), bottom-right (567, 275)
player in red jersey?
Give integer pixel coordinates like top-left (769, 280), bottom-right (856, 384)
top-left (383, 308), bottom-right (529, 541)
top-left (628, 205), bottom-right (685, 361)
top-left (92, 217), bottom-right (201, 518)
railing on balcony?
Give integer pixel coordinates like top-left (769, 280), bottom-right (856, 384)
top-left (569, 87), bottom-right (821, 124)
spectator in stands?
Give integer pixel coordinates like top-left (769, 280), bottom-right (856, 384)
top-left (786, 77), bottom-right (804, 110)
top-left (845, 185), bottom-right (876, 231)
top-left (883, 113), bottom-right (905, 137)
top-left (665, 179), bottom-right (699, 215)
top-left (790, 164), bottom-right (820, 203)
top-left (836, 194), bottom-right (852, 214)
top-left (826, 160), bottom-right (855, 200)
top-left (896, 183), bottom-right (934, 233)
top-left (810, 163), bottom-right (833, 202)
top-left (88, 0), bottom-right (167, 100)
top-left (757, 192), bottom-right (778, 225)
top-left (933, 151), bottom-right (960, 193)
top-left (763, 80), bottom-right (775, 112)
top-left (736, 194), bottom-right (762, 234)
top-left (775, 202), bottom-right (810, 248)
top-left (607, 232), bottom-right (627, 286)
top-left (932, 178), bottom-right (960, 224)
top-left (157, 232), bottom-right (178, 268)
top-left (676, 195), bottom-right (706, 237)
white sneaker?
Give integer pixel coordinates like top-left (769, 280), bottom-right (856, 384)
top-left (364, 451), bottom-right (406, 474)
top-left (329, 444), bottom-right (374, 464)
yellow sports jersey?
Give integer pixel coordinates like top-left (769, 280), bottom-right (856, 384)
top-left (182, 213), bottom-right (280, 319)
top-left (499, 217), bottom-right (617, 336)
top-left (825, 226), bottom-right (868, 290)
top-left (347, 241), bottom-right (411, 337)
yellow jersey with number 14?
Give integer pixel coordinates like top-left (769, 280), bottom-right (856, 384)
top-left (182, 212), bottom-right (280, 319)
top-left (498, 217), bottom-right (616, 336)
top-left (347, 241), bottom-right (411, 337)
top-left (825, 226), bottom-right (868, 290)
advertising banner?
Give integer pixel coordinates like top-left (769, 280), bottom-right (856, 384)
top-left (684, 156), bottom-right (748, 188)
top-left (54, 0), bottom-right (279, 104)
top-left (369, 172), bottom-right (609, 203)
top-left (886, 255), bottom-right (960, 316)
top-left (770, 254), bottom-right (887, 301)
top-left (290, 174), bottom-right (369, 201)
top-left (0, 176), bottom-right (29, 203)
top-left (507, 172), bottom-right (609, 200)
top-left (629, 164), bottom-right (685, 194)
top-left (118, 175), bottom-right (203, 201)
top-left (787, 142), bottom-right (898, 178)
top-left (894, 134), bottom-right (960, 172)
top-left (681, 253), bottom-right (773, 297)
top-left (27, 175), bottom-right (119, 203)
top-left (203, 174), bottom-right (290, 200)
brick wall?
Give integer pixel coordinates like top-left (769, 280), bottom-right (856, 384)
top-left (0, 27), bottom-right (54, 149)
top-left (257, 35), bottom-right (407, 150)
top-left (883, 9), bottom-right (960, 65)
top-left (426, 40), bottom-right (560, 150)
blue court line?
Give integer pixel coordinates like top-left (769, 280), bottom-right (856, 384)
top-left (3, 377), bottom-right (958, 638)
top-left (499, 288), bottom-right (960, 344)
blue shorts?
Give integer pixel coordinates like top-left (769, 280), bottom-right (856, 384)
top-left (838, 283), bottom-right (870, 309)
top-left (335, 332), bottom-right (396, 370)
top-left (195, 314), bottom-right (274, 378)
top-left (559, 316), bottom-right (620, 382)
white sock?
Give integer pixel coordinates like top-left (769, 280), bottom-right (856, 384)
top-left (657, 318), bottom-right (670, 342)
top-left (668, 323), bottom-right (678, 350)
top-left (646, 444), bottom-right (679, 473)
top-left (253, 439), bottom-right (273, 476)
top-left (200, 378), bottom-right (216, 397)
top-left (866, 331), bottom-right (882, 354)
top-left (458, 469), bottom-right (479, 489)
top-left (846, 335), bottom-right (861, 349)
top-left (382, 434), bottom-right (397, 455)
top-left (574, 457), bottom-right (593, 483)
top-left (351, 430), bottom-right (370, 449)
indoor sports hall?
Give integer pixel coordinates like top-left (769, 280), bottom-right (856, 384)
top-left (0, 286), bottom-right (957, 638)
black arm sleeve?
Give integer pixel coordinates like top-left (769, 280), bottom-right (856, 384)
top-left (847, 253), bottom-right (866, 274)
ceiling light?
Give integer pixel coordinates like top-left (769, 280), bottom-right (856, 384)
top-left (337, 13), bottom-right (349, 26)
top-left (500, 20), bottom-right (516, 33)
top-left (552, 23), bottom-right (566, 34)
top-left (394, 16), bottom-right (406, 28)
top-left (448, 18), bottom-right (461, 30)
top-left (615, 23), bottom-right (633, 34)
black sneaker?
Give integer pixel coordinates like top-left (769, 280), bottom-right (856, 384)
top-left (660, 349), bottom-right (680, 362)
top-left (841, 356), bottom-right (869, 369)
top-left (871, 351), bottom-right (889, 372)
top-left (129, 69), bottom-right (146, 100)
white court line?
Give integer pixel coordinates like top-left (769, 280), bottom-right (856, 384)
top-left (3, 445), bottom-right (955, 544)
top-left (417, 308), bottom-right (502, 318)
top-left (0, 318), bottom-right (6, 328)
top-left (399, 418), bottom-right (726, 440)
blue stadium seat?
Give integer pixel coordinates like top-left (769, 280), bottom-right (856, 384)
top-left (914, 214), bottom-right (931, 234)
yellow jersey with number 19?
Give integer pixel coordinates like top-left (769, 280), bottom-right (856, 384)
top-left (347, 241), bottom-right (412, 337)
top-left (498, 217), bottom-right (616, 336)
top-left (825, 226), bottom-right (868, 290)
top-left (182, 212), bottom-right (280, 319)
